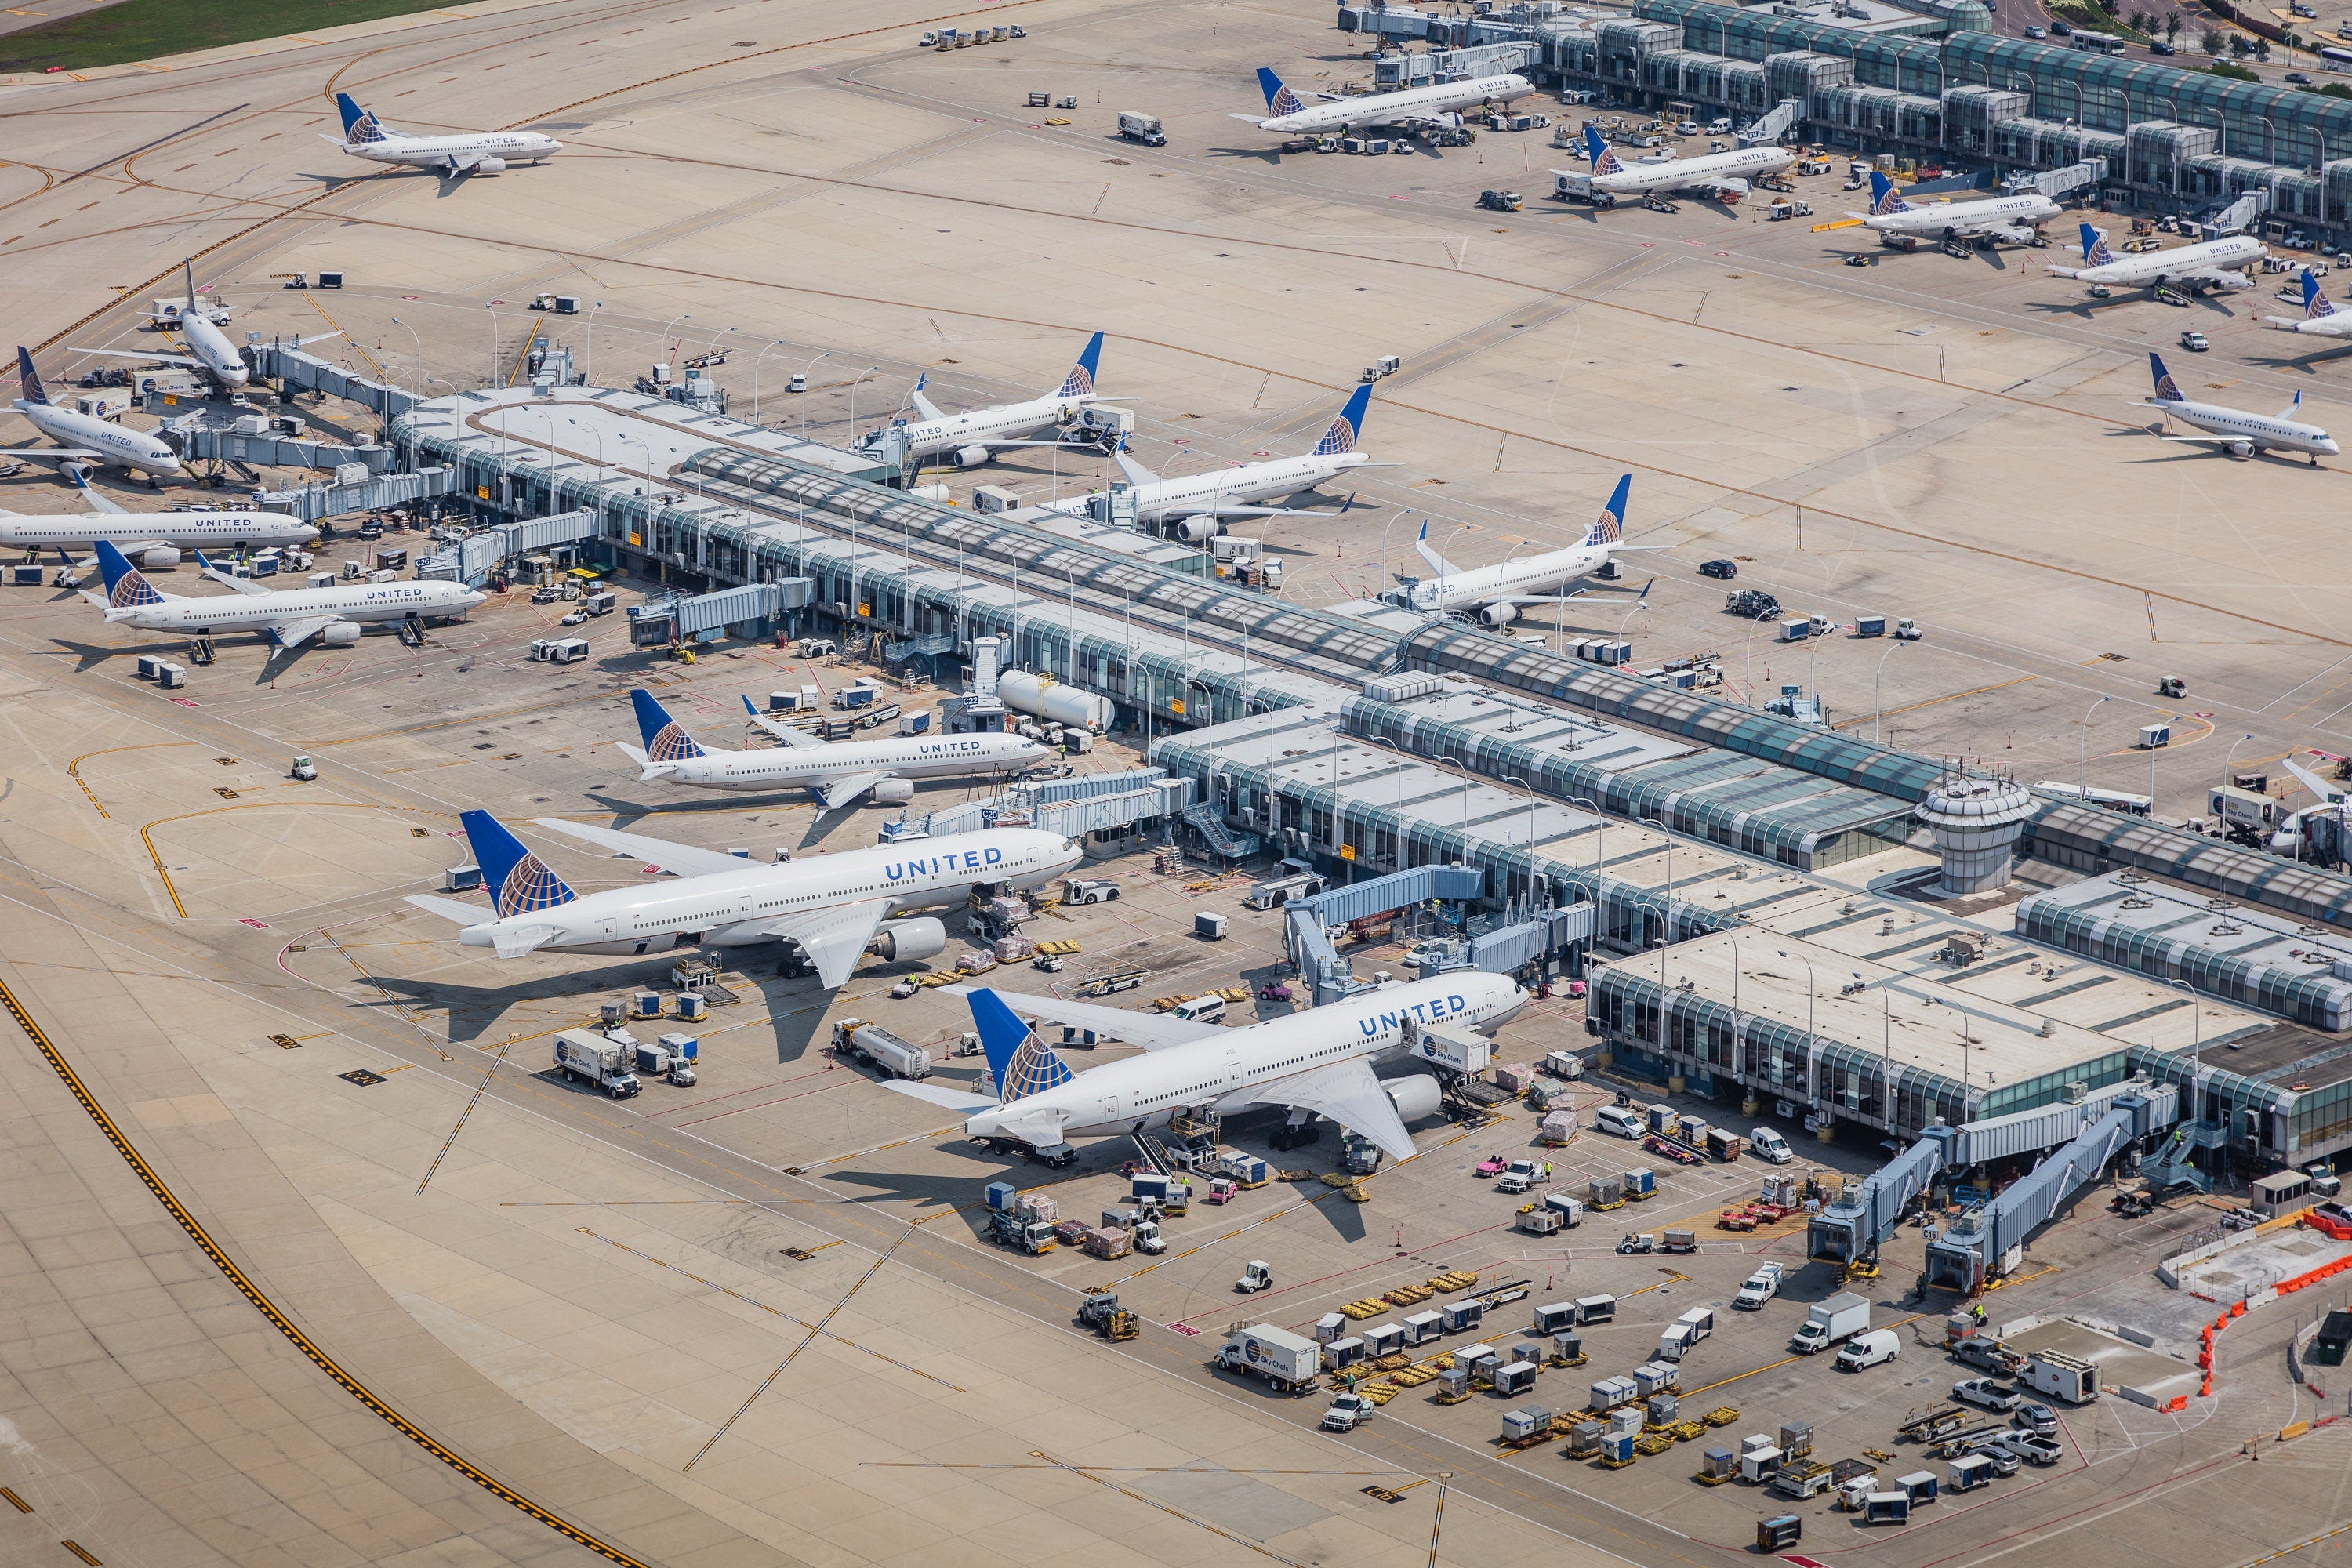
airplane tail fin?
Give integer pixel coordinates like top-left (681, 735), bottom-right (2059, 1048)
top-left (336, 92), bottom-right (386, 144)
top-left (2307, 268), bottom-right (2337, 320)
top-left (1583, 474), bottom-right (1632, 548)
top-left (15, 347), bottom-right (49, 407)
top-left (1255, 66), bottom-right (1304, 118)
top-left (1054, 331), bottom-right (1104, 398)
top-left (2147, 350), bottom-right (2184, 404)
top-left (92, 539), bottom-right (167, 609)
top-left (459, 810), bottom-right (577, 917)
top-left (1582, 124), bottom-right (1624, 176)
top-left (968, 989), bottom-right (1073, 1103)
top-left (2080, 223), bottom-right (2114, 267)
top-left (1867, 171), bottom-right (1910, 216)
top-left (629, 688), bottom-right (706, 763)
top-left (1312, 383), bottom-right (1373, 457)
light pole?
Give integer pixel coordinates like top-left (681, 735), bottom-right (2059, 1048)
top-left (1639, 816), bottom-right (1674, 899)
top-left (572, 417), bottom-right (608, 538)
top-left (585, 300), bottom-right (604, 386)
top-left (752, 339), bottom-right (788, 425)
top-left (2154, 713), bottom-right (2180, 819)
top-left (1570, 794), bottom-right (1606, 870)
top-left (797, 350), bottom-right (830, 445)
top-left (1778, 947), bottom-right (1817, 1103)
top-left (485, 303), bottom-right (503, 389)
top-left (1370, 736), bottom-right (1406, 870)
top-left (1380, 511), bottom-right (1413, 596)
top-left (1872, 640), bottom-right (1907, 744)
top-left (848, 365), bottom-right (882, 445)
top-left (1440, 756), bottom-right (1474, 841)
top-left (1642, 892), bottom-right (1672, 1064)
top-left (2223, 732), bottom-right (2256, 804)
top-left (2165, 976), bottom-right (2204, 1120)
top-left (389, 317), bottom-right (423, 402)
top-left (2078, 695), bottom-right (2111, 795)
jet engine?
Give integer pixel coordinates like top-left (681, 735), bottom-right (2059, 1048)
top-left (1380, 1074), bottom-right (1443, 1123)
top-left (132, 545), bottom-right (181, 568)
top-left (870, 778), bottom-right (916, 805)
top-left (474, 156), bottom-right (507, 175)
top-left (59, 459), bottom-right (95, 484)
top-left (321, 621), bottom-right (363, 647)
top-left (1479, 601), bottom-right (1519, 628)
top-left (2227, 439), bottom-right (2253, 457)
top-left (869, 917), bottom-right (947, 963)
top-left (950, 445), bottom-right (993, 469)
top-left (1167, 516), bottom-right (1218, 543)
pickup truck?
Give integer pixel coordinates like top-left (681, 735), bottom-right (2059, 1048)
top-left (1321, 1392), bottom-right (1376, 1431)
top-left (1951, 1377), bottom-right (2020, 1413)
top-left (1733, 1262), bottom-right (1783, 1310)
top-left (1991, 1430), bottom-right (2063, 1467)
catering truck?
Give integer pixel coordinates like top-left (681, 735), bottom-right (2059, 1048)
top-left (553, 1030), bottom-right (641, 1098)
top-left (1214, 1324), bottom-right (1321, 1394)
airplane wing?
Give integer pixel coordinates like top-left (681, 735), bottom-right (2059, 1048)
top-left (194, 551), bottom-right (273, 596)
top-left (2283, 756), bottom-right (2349, 803)
top-left (2182, 269), bottom-right (2254, 291)
top-left (530, 816), bottom-right (753, 877)
top-left (815, 771), bottom-right (893, 811)
top-left (943, 985), bottom-right (1226, 1051)
top-left (442, 154), bottom-right (500, 176)
top-left (762, 897), bottom-right (891, 987)
top-left (64, 346), bottom-right (205, 369)
top-left (740, 695), bottom-right (823, 748)
top-left (0, 448), bottom-right (107, 463)
top-left (1249, 1056), bottom-right (1415, 1162)
top-left (1227, 112), bottom-right (1274, 125)
top-left (879, 1078), bottom-right (1000, 1114)
top-left (1112, 444), bottom-right (1160, 487)
top-left (1690, 176), bottom-right (1750, 202)
top-left (71, 474), bottom-right (125, 515)
top-left (404, 893), bottom-right (492, 926)
top-left (267, 615), bottom-right (339, 648)
top-left (1980, 222), bottom-right (2037, 244)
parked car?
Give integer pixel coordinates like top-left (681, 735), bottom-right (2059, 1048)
top-left (2287, 71), bottom-right (2314, 84)
top-left (1952, 1377), bottom-right (2020, 1413)
top-left (1699, 558), bottom-right (1738, 579)
top-left (2014, 1401), bottom-right (2060, 1436)
top-left (1994, 1430), bottom-right (2064, 1466)
top-left (2025, 23), bottom-right (2046, 36)
top-left (1596, 1105), bottom-right (1646, 1139)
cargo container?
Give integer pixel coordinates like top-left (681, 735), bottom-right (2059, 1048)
top-left (1704, 1127), bottom-right (1744, 1162)
top-left (1401, 1309), bottom-right (1444, 1345)
top-left (1196, 911), bottom-right (1229, 940)
top-left (1630, 1360), bottom-right (1679, 1398)
top-left (1439, 1298), bottom-right (1486, 1334)
top-left (1081, 1225), bottom-right (1133, 1260)
top-left (1323, 1336), bottom-right (1364, 1370)
top-left (1740, 1446), bottom-right (1783, 1483)
top-left (1363, 1321), bottom-right (1405, 1358)
top-left (1575, 1294), bottom-right (1616, 1324)
top-left (1216, 1324), bottom-right (1320, 1392)
top-left (1623, 1167), bottom-right (1657, 1200)
top-left (1544, 1192), bottom-right (1584, 1226)
top-left (1501, 1406), bottom-right (1552, 1442)
top-left (1588, 1374), bottom-right (1639, 1410)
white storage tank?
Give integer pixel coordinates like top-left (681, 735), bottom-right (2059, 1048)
top-left (996, 669), bottom-right (1112, 731)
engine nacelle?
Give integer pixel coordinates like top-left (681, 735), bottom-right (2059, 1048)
top-left (950, 445), bottom-right (993, 470)
top-left (321, 620), bottom-right (363, 647)
top-left (474, 156), bottom-right (507, 175)
top-left (870, 778), bottom-right (916, 806)
top-left (1169, 516), bottom-right (1218, 543)
top-left (869, 917), bottom-right (947, 963)
top-left (1380, 1073), bottom-right (1443, 1123)
top-left (1480, 601), bottom-right (1519, 628)
top-left (59, 459), bottom-right (95, 484)
top-left (133, 545), bottom-right (181, 569)
top-left (2227, 439), bottom-right (2253, 457)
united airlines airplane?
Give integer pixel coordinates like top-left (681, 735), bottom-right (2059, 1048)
top-left (325, 93), bottom-right (562, 178)
top-left (5, 348), bottom-right (180, 481)
top-left (2140, 351), bottom-right (2336, 463)
top-left (859, 333), bottom-right (1106, 468)
top-left (2048, 223), bottom-right (2265, 296)
top-left (616, 689), bottom-right (1049, 808)
top-left (1399, 474), bottom-right (1659, 626)
top-left (405, 811), bottom-right (1080, 981)
top-left (82, 540), bottom-right (484, 647)
top-left (1563, 125), bottom-right (1794, 207)
top-left (1233, 65), bottom-right (1534, 136)
top-left (877, 974), bottom-right (1526, 1163)
top-left (1849, 172), bottom-right (2060, 247)
top-left (2260, 268), bottom-right (2352, 340)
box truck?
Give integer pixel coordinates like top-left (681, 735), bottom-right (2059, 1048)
top-left (1216, 1324), bottom-right (1320, 1392)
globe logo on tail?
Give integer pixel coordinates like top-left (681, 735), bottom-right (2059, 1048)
top-left (349, 109), bottom-right (387, 144)
top-left (1271, 83), bottom-right (1304, 116)
top-left (108, 568), bottom-right (163, 609)
top-left (1314, 413), bottom-right (1358, 456)
top-left (1058, 361), bottom-right (1094, 397)
top-left (495, 853), bottom-right (572, 917)
top-left (999, 1031), bottom-right (1073, 1102)
top-left (1590, 501), bottom-right (1623, 546)
top-left (645, 720), bottom-right (702, 765)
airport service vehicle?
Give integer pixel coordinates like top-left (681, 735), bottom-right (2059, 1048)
top-left (1216, 1323), bottom-right (1319, 1392)
top-left (1397, 473), bottom-right (1660, 627)
top-left (856, 332), bottom-right (1107, 467)
top-left (1322, 1392), bottom-right (1376, 1431)
top-left (1041, 383), bottom-right (1380, 535)
top-left (1991, 1431), bottom-right (2064, 1466)
top-left (1237, 1260), bottom-right (1273, 1293)
top-left (553, 1031), bottom-right (641, 1098)
top-left (1952, 1377), bottom-right (2020, 1412)
top-left (2260, 267), bottom-right (2352, 339)
top-left (5, 347), bottom-right (180, 481)
top-left (81, 540), bottom-right (483, 648)
top-left (613, 689), bottom-right (1048, 809)
top-left (876, 974), bottom-right (1525, 1165)
top-left (1748, 1125), bottom-right (1794, 1163)
top-left (2046, 222), bottom-right (2266, 295)
top-left (1064, 878), bottom-right (1121, 905)
top-left (327, 92), bottom-right (561, 177)
top-left (2013, 1402), bottom-right (2060, 1436)
top-left (1837, 1329), bottom-right (1902, 1371)
top-left (1792, 1292), bottom-right (1871, 1354)
top-left (1850, 172), bottom-right (2059, 245)
top-left (1596, 1104), bottom-right (1644, 1138)
top-left (0, 504), bottom-right (314, 566)
top-left (1476, 1154), bottom-right (1510, 1176)
top-left (2180, 330), bottom-right (2210, 351)
top-left (1563, 124), bottom-right (1795, 205)
top-left (1232, 65), bottom-right (1534, 137)
top-left (1117, 111), bottom-right (1166, 147)
top-left (404, 811), bottom-right (1080, 981)
top-left (1733, 1262), bottom-right (1783, 1309)
top-left (1699, 558), bottom-right (1737, 579)
top-left (2140, 350), bottom-right (2338, 463)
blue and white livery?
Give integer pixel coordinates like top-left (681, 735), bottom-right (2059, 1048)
top-left (325, 92), bottom-right (562, 179)
top-left (2047, 223), bottom-right (2264, 295)
top-left (857, 332), bottom-right (1109, 469)
top-left (5, 346), bottom-right (182, 483)
top-left (1848, 171), bottom-right (2060, 247)
top-left (2260, 268), bottom-right (2352, 339)
top-left (1232, 64), bottom-right (1534, 137)
top-left (613, 689), bottom-right (1050, 808)
top-left (1557, 124), bottom-right (1793, 207)
top-left (78, 539), bottom-right (484, 647)
top-left (2139, 350), bottom-right (2336, 463)
top-left (1399, 473), bottom-right (1660, 627)
top-left (404, 814), bottom-right (1080, 980)
top-left (877, 974), bottom-right (1526, 1163)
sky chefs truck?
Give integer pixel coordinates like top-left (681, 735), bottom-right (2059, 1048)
top-left (554, 1030), bottom-right (641, 1098)
top-left (1215, 1325), bottom-right (1321, 1393)
top-left (1790, 1292), bottom-right (1870, 1354)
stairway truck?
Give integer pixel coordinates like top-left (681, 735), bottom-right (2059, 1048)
top-left (1791, 1292), bottom-right (1869, 1354)
top-left (553, 1030), bottom-right (641, 1098)
top-left (2017, 1349), bottom-right (2099, 1403)
top-left (1216, 1325), bottom-right (1321, 1393)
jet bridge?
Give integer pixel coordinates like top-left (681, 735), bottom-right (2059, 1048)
top-left (1922, 1094), bottom-right (2154, 1290)
top-left (1808, 1127), bottom-right (1951, 1265)
top-left (1283, 866), bottom-right (1486, 1007)
top-left (1737, 98), bottom-right (1802, 148)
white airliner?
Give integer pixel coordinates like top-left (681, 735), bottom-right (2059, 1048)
top-left (83, 540), bottom-right (485, 647)
top-left (859, 333), bottom-right (1105, 469)
top-left (1563, 125), bottom-right (1794, 206)
top-left (2047, 223), bottom-right (2265, 294)
top-left (5, 347), bottom-right (180, 481)
top-left (405, 812), bottom-right (1081, 982)
top-left (1850, 172), bottom-right (2060, 246)
top-left (326, 92), bottom-right (562, 178)
top-left (2140, 351), bottom-right (2337, 464)
top-left (1401, 474), bottom-right (1659, 626)
top-left (1233, 65), bottom-right (1534, 136)
top-left (68, 262), bottom-right (255, 394)
top-left (615, 689), bottom-right (1051, 808)
top-left (0, 505), bottom-right (315, 570)
top-left (1040, 383), bottom-right (1377, 540)
top-left (2260, 268), bottom-right (2352, 339)
top-left (878, 975), bottom-right (1526, 1164)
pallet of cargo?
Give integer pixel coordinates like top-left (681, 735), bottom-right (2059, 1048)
top-left (1435, 1389), bottom-right (1473, 1405)
top-left (1340, 1299), bottom-right (1388, 1319)
top-left (919, 971), bottom-right (960, 987)
top-left (1499, 1429), bottom-right (1555, 1450)
top-left (1150, 993), bottom-right (1196, 1011)
top-left (1213, 986), bottom-right (1250, 1002)
top-left (1034, 939), bottom-right (1082, 956)
top-left (1427, 1271), bottom-right (1479, 1292)
top-left (1386, 1284), bottom-right (1436, 1305)
top-left (1548, 1351), bottom-right (1588, 1368)
top-left (1358, 1381), bottom-right (1400, 1404)
top-left (1694, 1467), bottom-right (1736, 1485)
top-left (1392, 1365), bottom-right (1439, 1387)
top-left (1372, 1351), bottom-right (1413, 1371)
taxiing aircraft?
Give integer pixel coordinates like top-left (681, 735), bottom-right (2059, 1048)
top-left (877, 974), bottom-right (1526, 1163)
top-left (1232, 65), bottom-right (1534, 137)
top-left (2259, 268), bottom-right (2352, 340)
top-left (858, 332), bottom-right (1106, 468)
top-left (2140, 350), bottom-right (2336, 463)
top-left (1400, 474), bottom-right (1659, 627)
top-left (405, 812), bottom-right (1080, 981)
top-left (1850, 172), bottom-right (2060, 246)
top-left (82, 539), bottom-right (485, 647)
top-left (1564, 124), bottom-right (1794, 207)
top-left (2047, 223), bottom-right (2265, 295)
top-left (326, 92), bottom-right (562, 178)
top-left (5, 348), bottom-right (180, 482)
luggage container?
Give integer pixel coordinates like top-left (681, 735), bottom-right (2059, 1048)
top-left (157, 662), bottom-right (187, 688)
top-left (1657, 1323), bottom-right (1697, 1362)
top-left (1575, 1294), bottom-right (1616, 1324)
top-left (1550, 1330), bottom-right (1582, 1363)
top-left (1500, 1405), bottom-right (1551, 1441)
top-left (1598, 1431), bottom-right (1635, 1465)
top-left (1865, 1492), bottom-right (1911, 1526)
top-left (1363, 1321), bottom-right (1405, 1358)
top-left (1777, 1420), bottom-right (1814, 1459)
top-left (1757, 1515), bottom-right (1801, 1549)
top-left (1494, 1360), bottom-right (1538, 1396)
top-left (1700, 1446), bottom-right (1737, 1481)
top-left (1895, 1469), bottom-right (1938, 1503)
top-left (1946, 1454), bottom-right (1998, 1492)
top-left (1623, 1167), bottom-right (1657, 1200)
top-left (1315, 1312), bottom-right (1346, 1343)
top-left (1631, 1360), bottom-right (1679, 1398)
top-left (1455, 1343), bottom-right (1499, 1381)
top-left (1566, 1421), bottom-right (1605, 1457)
top-left (1645, 1392), bottom-right (1680, 1427)
top-left (1588, 1374), bottom-right (1639, 1411)
top-left (1195, 911), bottom-right (1229, 940)
top-left (1401, 1309), bottom-right (1444, 1345)
top-left (1544, 1192), bottom-right (1584, 1226)
top-left (1704, 1127), bottom-right (1744, 1162)
top-left (1435, 1366), bottom-right (1471, 1401)
top-left (1606, 1406), bottom-right (1644, 1439)
top-left (1856, 614), bottom-right (1886, 637)
top-left (1439, 1298), bottom-right (1486, 1334)
top-left (985, 1181), bottom-right (1019, 1211)
top-left (1532, 1301), bottom-right (1577, 1335)
top-left (1323, 1337), bottom-right (1365, 1371)
top-left (1588, 1175), bottom-right (1624, 1209)
top-left (1739, 1446), bottom-right (1783, 1483)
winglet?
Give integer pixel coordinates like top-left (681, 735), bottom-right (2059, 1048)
top-left (968, 989), bottom-right (1073, 1103)
top-left (629, 688), bottom-right (705, 763)
top-left (1055, 331), bottom-right (1104, 399)
top-left (1312, 383), bottom-right (1372, 457)
top-left (459, 810), bottom-right (576, 917)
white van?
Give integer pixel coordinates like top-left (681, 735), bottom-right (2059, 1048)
top-left (1595, 1105), bottom-right (1645, 1139)
top-left (1748, 1126), bottom-right (1794, 1164)
top-left (1836, 1329), bottom-right (1902, 1372)
top-left (1172, 995), bottom-right (1227, 1025)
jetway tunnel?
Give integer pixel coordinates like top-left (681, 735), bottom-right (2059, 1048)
top-left (1922, 1094), bottom-right (2160, 1291)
